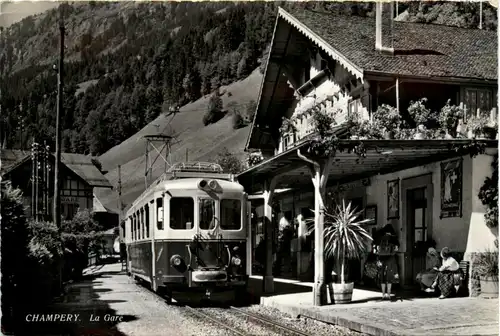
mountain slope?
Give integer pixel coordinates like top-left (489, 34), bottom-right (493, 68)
top-left (95, 68), bottom-right (262, 213)
top-left (0, 1), bottom-right (276, 155)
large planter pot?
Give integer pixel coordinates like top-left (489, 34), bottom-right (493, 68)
top-left (484, 126), bottom-right (497, 140)
top-left (332, 282), bottom-right (354, 304)
top-left (480, 276), bottom-right (499, 298)
top-left (384, 130), bottom-right (395, 140)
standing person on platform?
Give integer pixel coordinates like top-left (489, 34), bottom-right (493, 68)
top-left (274, 213), bottom-right (293, 276)
top-left (374, 224), bottom-right (400, 301)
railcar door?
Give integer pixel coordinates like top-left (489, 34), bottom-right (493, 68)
top-left (246, 194), bottom-right (252, 276)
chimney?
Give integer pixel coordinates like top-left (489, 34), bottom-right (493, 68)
top-left (375, 2), bottom-right (395, 55)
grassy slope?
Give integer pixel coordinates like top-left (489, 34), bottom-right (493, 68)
top-left (0, 1), bottom-right (58, 27)
top-left (95, 68), bottom-right (262, 213)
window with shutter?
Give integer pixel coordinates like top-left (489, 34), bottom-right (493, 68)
top-left (464, 88), bottom-right (493, 119)
top-left (348, 98), bottom-right (360, 117)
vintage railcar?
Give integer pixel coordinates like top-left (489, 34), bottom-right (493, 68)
top-left (124, 162), bottom-right (251, 303)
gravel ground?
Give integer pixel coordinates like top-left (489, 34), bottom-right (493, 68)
top-left (42, 267), bottom-right (360, 336)
top-left (130, 279), bottom-right (361, 336)
top-left (235, 305), bottom-right (361, 336)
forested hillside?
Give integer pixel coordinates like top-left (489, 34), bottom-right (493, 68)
top-left (0, 1), bottom-right (278, 155)
top-left (0, 1), bottom-right (496, 159)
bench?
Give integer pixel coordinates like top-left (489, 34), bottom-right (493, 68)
top-left (453, 260), bottom-right (470, 297)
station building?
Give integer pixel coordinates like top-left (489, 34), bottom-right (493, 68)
top-left (237, 5), bottom-right (498, 305)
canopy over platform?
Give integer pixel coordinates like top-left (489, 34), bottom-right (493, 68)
top-left (237, 138), bottom-right (497, 306)
top-left (237, 139), bottom-right (497, 193)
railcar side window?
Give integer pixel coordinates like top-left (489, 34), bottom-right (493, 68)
top-left (128, 217), bottom-right (131, 241)
top-left (132, 214), bottom-right (136, 241)
top-left (156, 198), bottom-right (164, 230)
top-left (221, 199), bottom-right (241, 230)
top-left (137, 211), bottom-right (141, 240)
top-left (145, 204), bottom-right (150, 238)
top-left (170, 197), bottom-right (194, 230)
top-left (140, 208), bottom-right (145, 239)
top-left (199, 198), bottom-right (215, 230)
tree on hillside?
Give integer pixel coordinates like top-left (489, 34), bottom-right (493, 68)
top-left (215, 147), bottom-right (246, 174)
top-left (405, 1), bottom-right (497, 30)
top-left (203, 91), bottom-right (225, 126)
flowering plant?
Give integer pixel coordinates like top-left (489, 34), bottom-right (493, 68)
top-left (438, 100), bottom-right (464, 136)
top-left (279, 117), bottom-right (297, 135)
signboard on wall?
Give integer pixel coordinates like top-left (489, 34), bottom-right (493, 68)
top-left (326, 178), bottom-right (370, 195)
top-left (61, 196), bottom-right (79, 204)
top-left (440, 158), bottom-right (463, 218)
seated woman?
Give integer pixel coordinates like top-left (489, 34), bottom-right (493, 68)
top-left (425, 247), bottom-right (460, 299)
top-left (416, 241), bottom-right (441, 291)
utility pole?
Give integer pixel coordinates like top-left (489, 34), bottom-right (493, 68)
top-left (31, 141), bottom-right (37, 218)
top-left (118, 164), bottom-right (122, 215)
top-left (479, 0), bottom-right (483, 30)
top-left (45, 143), bottom-right (51, 220)
top-left (54, 4), bottom-right (65, 229)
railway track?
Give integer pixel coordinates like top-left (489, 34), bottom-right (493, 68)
top-left (134, 279), bottom-right (314, 336)
top-left (228, 306), bottom-right (313, 336)
top-left (184, 304), bottom-right (314, 336)
top-left (183, 305), bottom-right (246, 336)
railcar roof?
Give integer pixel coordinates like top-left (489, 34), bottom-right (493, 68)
top-left (126, 178), bottom-right (244, 216)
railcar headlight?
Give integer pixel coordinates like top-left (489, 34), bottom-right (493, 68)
top-left (170, 255), bottom-right (183, 267)
top-left (208, 180), bottom-right (218, 190)
top-left (232, 257), bottom-right (242, 266)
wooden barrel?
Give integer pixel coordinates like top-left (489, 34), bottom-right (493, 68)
top-left (332, 282), bottom-right (354, 304)
top-left (480, 276), bottom-right (499, 298)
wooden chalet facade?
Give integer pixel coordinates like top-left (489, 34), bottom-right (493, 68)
top-left (1, 149), bottom-right (113, 221)
top-left (238, 5), bottom-right (498, 305)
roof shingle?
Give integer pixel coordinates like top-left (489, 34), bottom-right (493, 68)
top-left (283, 8), bottom-right (497, 81)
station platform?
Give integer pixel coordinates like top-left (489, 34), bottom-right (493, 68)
top-left (247, 275), bottom-right (499, 336)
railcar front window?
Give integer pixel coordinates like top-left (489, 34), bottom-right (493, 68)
top-left (170, 197), bottom-right (194, 230)
top-left (221, 199), bottom-right (241, 230)
top-left (199, 198), bottom-right (215, 230)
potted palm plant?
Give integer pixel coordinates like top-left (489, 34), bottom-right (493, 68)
top-left (308, 200), bottom-right (373, 304)
top-left (473, 249), bottom-right (499, 298)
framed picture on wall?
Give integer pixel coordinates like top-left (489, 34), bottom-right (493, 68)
top-left (365, 205), bottom-right (377, 225)
top-left (440, 158), bottom-right (463, 218)
top-left (387, 179), bottom-right (400, 219)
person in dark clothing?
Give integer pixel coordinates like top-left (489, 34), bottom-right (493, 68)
top-left (120, 242), bottom-right (127, 271)
top-left (274, 213), bottom-right (293, 276)
top-left (374, 224), bottom-right (400, 300)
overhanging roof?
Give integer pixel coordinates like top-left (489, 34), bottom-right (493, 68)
top-left (285, 7), bottom-right (497, 82)
top-left (245, 7), bottom-right (498, 151)
top-left (1, 149), bottom-right (112, 189)
top-left (237, 139), bottom-right (498, 194)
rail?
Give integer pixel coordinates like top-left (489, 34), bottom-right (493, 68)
top-left (228, 306), bottom-right (313, 336)
top-left (183, 304), bottom-right (314, 336)
top-left (183, 305), bottom-right (245, 335)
